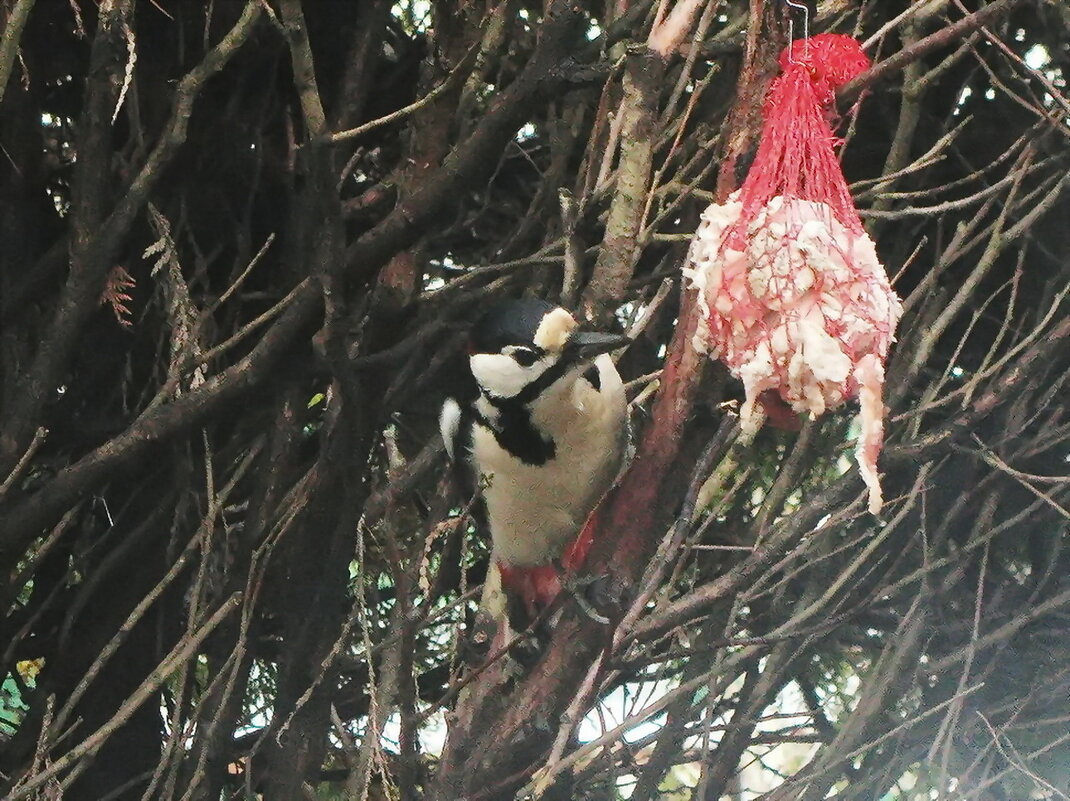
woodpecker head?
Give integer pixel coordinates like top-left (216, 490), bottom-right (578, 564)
top-left (465, 298), bottom-right (629, 405)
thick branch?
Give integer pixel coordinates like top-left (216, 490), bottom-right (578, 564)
top-left (0, 0), bottom-right (35, 104)
top-left (581, 45), bottom-right (665, 323)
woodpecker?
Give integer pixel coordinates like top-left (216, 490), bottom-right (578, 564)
top-left (440, 298), bottom-right (629, 631)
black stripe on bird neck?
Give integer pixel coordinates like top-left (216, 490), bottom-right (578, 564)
top-left (507, 353), bottom-right (579, 407)
top-left (473, 401), bottom-right (556, 466)
top-left (474, 354), bottom-right (601, 466)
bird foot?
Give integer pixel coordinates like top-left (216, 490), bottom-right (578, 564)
top-left (461, 614), bottom-right (498, 667)
top-left (508, 625), bottom-right (552, 669)
top-left (554, 561), bottom-right (614, 624)
top-left (465, 609), bottom-right (550, 672)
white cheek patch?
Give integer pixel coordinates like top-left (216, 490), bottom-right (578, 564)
top-left (532, 308), bottom-right (576, 351)
top-left (471, 353), bottom-right (554, 399)
top-left (471, 353), bottom-right (531, 398)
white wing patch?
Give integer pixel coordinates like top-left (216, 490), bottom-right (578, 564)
top-left (439, 398), bottom-right (462, 460)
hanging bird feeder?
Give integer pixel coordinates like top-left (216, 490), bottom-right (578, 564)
top-left (685, 33), bottom-right (902, 514)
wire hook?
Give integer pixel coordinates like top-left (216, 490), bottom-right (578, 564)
top-left (784, 0), bottom-right (810, 56)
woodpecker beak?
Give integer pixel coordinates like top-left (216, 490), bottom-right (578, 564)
top-left (566, 331), bottom-right (631, 361)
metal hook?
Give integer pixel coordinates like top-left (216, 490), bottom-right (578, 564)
top-left (784, 0), bottom-right (810, 57)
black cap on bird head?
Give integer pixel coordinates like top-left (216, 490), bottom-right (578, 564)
top-left (469, 298), bottom-right (628, 359)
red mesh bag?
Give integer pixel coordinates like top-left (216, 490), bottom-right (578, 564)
top-left (685, 34), bottom-right (902, 514)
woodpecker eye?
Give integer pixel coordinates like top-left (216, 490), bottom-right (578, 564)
top-left (505, 346), bottom-right (540, 367)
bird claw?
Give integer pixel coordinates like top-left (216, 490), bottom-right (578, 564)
top-left (509, 626), bottom-right (551, 669)
top-left (468, 608), bottom-right (551, 671)
top-left (554, 561), bottom-right (613, 625)
top-left (461, 614), bottom-right (498, 666)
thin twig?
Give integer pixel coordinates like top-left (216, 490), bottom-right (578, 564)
top-left (0, 426), bottom-right (47, 500)
top-left (839, 0), bottom-right (1029, 101)
top-left (329, 43), bottom-right (480, 144)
